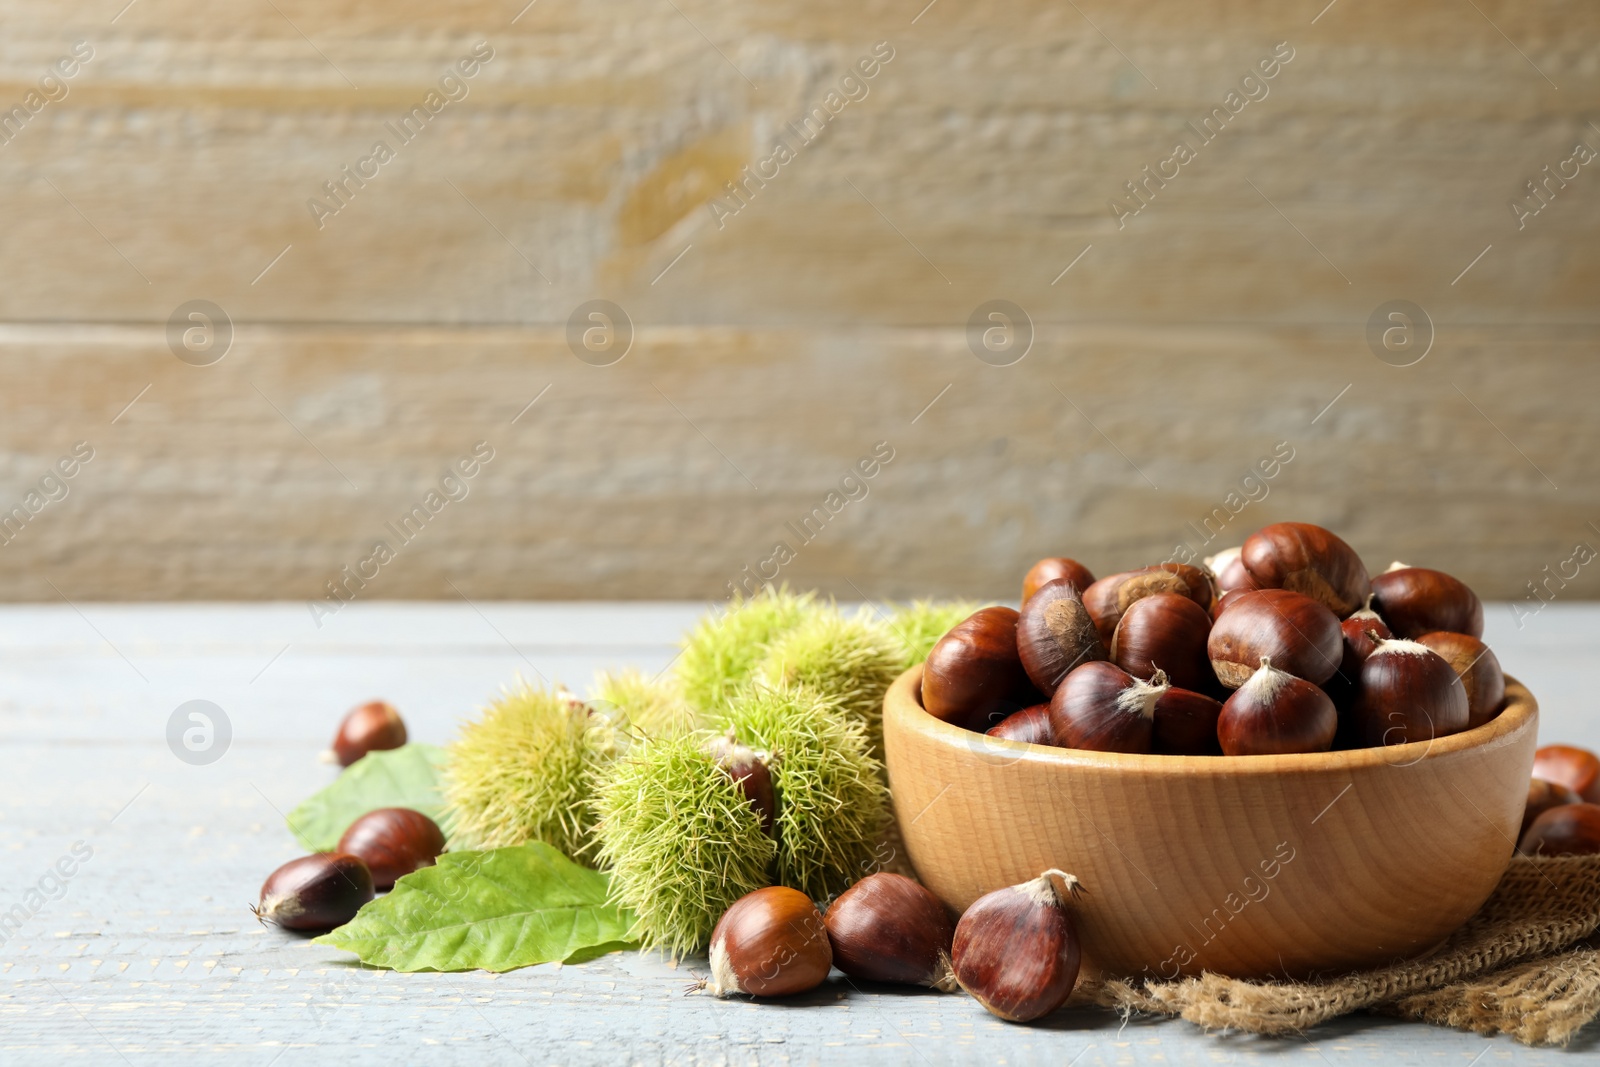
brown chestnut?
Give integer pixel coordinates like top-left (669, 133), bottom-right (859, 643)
top-left (1152, 686), bottom-right (1224, 756)
top-left (1416, 631), bottom-right (1505, 730)
top-left (1241, 522), bottom-right (1371, 618)
top-left (1083, 565), bottom-right (1213, 646)
top-left (824, 873), bottom-right (957, 989)
top-left (1016, 579), bottom-right (1106, 695)
top-left (1049, 661), bottom-right (1168, 753)
top-left (1517, 802), bottom-right (1600, 857)
top-left (1206, 589), bottom-right (1342, 689)
top-left (1110, 592), bottom-right (1215, 695)
top-left (336, 808), bottom-right (446, 890)
top-left (1349, 635), bottom-right (1469, 747)
top-left (707, 732), bottom-right (776, 835)
top-left (1523, 777), bottom-right (1583, 839)
top-left (1021, 557), bottom-right (1096, 606)
top-left (1205, 546), bottom-right (1261, 595)
top-left (1532, 744), bottom-right (1600, 803)
top-left (986, 703), bottom-right (1054, 746)
top-left (951, 870), bottom-right (1083, 1022)
top-left (1370, 563), bottom-right (1484, 639)
top-left (705, 886), bottom-right (832, 998)
top-left (1217, 658), bottom-right (1337, 756)
top-left (253, 852), bottom-right (374, 932)
top-left (1335, 596), bottom-right (1392, 687)
top-left (923, 607), bottom-right (1034, 732)
top-left (331, 700), bottom-right (407, 767)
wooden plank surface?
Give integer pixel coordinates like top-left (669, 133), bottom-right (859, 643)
top-left (0, 0), bottom-right (1597, 601)
top-left (1, 602), bottom-right (1596, 1063)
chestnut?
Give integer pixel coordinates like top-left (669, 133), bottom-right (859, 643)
top-left (254, 852), bottom-right (374, 932)
top-left (707, 732), bottom-right (776, 834)
top-left (1049, 661), bottom-right (1167, 754)
top-left (923, 607), bottom-right (1034, 733)
top-left (331, 700), bottom-right (407, 767)
top-left (1021, 557), bottom-right (1096, 606)
top-left (705, 886), bottom-right (832, 998)
top-left (336, 807), bottom-right (446, 890)
top-left (1083, 564), bottom-right (1213, 646)
top-left (1217, 658), bottom-right (1337, 756)
top-left (1151, 686), bottom-right (1224, 756)
top-left (1016, 579), bottom-right (1106, 696)
top-left (824, 873), bottom-right (957, 989)
top-left (1517, 802), bottom-right (1600, 857)
top-left (1532, 744), bottom-right (1600, 803)
top-left (986, 703), bottom-right (1054, 746)
top-left (1205, 546), bottom-right (1260, 595)
top-left (1109, 592), bottom-right (1215, 695)
top-left (1370, 563), bottom-right (1484, 639)
top-left (1212, 587), bottom-right (1250, 620)
top-left (951, 870), bottom-right (1083, 1022)
top-left (1206, 589), bottom-right (1342, 689)
top-left (1241, 522), bottom-right (1371, 618)
top-left (1349, 635), bottom-right (1469, 747)
top-left (1523, 777), bottom-right (1583, 839)
top-left (1416, 631), bottom-right (1505, 730)
top-left (1335, 596), bottom-right (1392, 688)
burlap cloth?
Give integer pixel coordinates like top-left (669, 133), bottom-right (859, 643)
top-left (1078, 855), bottom-right (1600, 1046)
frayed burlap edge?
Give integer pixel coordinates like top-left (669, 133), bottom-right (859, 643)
top-left (1083, 855), bottom-right (1600, 1046)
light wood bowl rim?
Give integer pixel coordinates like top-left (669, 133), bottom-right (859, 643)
top-left (889, 663), bottom-right (1537, 774)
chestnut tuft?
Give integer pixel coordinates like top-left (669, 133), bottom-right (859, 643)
top-left (254, 852), bottom-right (374, 932)
top-left (1349, 635), bottom-right (1469, 747)
top-left (336, 808), bottom-right (446, 890)
top-left (1021, 557), bottom-right (1096, 607)
top-left (1110, 592), bottom-right (1216, 695)
top-left (1370, 563), bottom-right (1484, 639)
top-left (1049, 661), bottom-right (1168, 754)
top-left (1523, 777), bottom-right (1583, 839)
top-left (951, 870), bottom-right (1083, 1022)
top-left (1206, 589), bottom-right (1342, 689)
top-left (1016, 579), bottom-right (1106, 696)
top-left (1518, 802), bottom-right (1600, 857)
top-left (1241, 522), bottom-right (1371, 618)
top-left (705, 886), bottom-right (832, 998)
top-left (1532, 744), bottom-right (1600, 803)
top-left (1416, 631), bottom-right (1505, 730)
top-left (706, 732), bottom-right (777, 835)
top-left (1217, 658), bottom-right (1337, 756)
top-left (986, 703), bottom-right (1054, 746)
top-left (1152, 686), bottom-right (1224, 756)
top-left (923, 607), bottom-right (1034, 733)
top-left (331, 700), bottom-right (407, 767)
top-left (824, 873), bottom-right (957, 989)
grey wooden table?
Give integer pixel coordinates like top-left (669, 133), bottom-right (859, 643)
top-left (3, 601), bottom-right (1597, 1065)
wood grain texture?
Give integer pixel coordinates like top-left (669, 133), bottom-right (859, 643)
top-left (0, 0), bottom-right (1596, 600)
top-left (885, 664), bottom-right (1539, 980)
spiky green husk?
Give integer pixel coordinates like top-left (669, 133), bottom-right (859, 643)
top-left (757, 609), bottom-right (903, 757)
top-left (675, 587), bottom-right (818, 715)
top-left (716, 684), bottom-right (887, 902)
top-left (592, 732), bottom-right (777, 958)
top-left (441, 680), bottom-right (618, 860)
top-left (589, 668), bottom-right (699, 741)
top-left (886, 599), bottom-right (982, 670)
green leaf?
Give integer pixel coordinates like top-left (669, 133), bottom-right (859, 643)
top-left (287, 744), bottom-right (448, 851)
top-left (313, 844), bottom-right (638, 972)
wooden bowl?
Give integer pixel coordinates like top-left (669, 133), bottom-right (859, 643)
top-left (884, 665), bottom-right (1538, 980)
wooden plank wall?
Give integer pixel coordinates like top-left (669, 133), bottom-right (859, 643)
top-left (0, 0), bottom-right (1595, 604)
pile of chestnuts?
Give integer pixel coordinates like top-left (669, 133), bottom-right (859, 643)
top-left (702, 867), bottom-right (1087, 1023)
top-left (1521, 742), bottom-right (1600, 858)
top-left (255, 700), bottom-right (447, 933)
top-left (925, 522), bottom-right (1506, 757)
